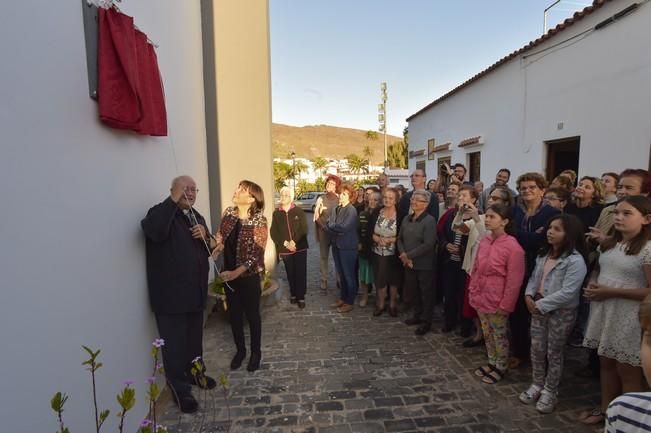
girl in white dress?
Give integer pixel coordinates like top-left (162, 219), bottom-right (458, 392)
top-left (579, 195), bottom-right (651, 425)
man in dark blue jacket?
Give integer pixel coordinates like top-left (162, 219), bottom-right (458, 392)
top-left (141, 175), bottom-right (216, 413)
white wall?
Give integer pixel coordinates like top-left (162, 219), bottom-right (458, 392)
top-left (0, 2), bottom-right (208, 432)
top-left (408, 0), bottom-right (651, 184)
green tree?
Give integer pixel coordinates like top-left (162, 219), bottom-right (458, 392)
top-left (273, 161), bottom-right (292, 190)
top-left (291, 160), bottom-right (308, 181)
top-left (365, 130), bottom-right (379, 141)
top-left (314, 177), bottom-right (325, 191)
top-left (387, 140), bottom-right (407, 168)
top-left (311, 156), bottom-right (328, 178)
top-left (346, 153), bottom-right (369, 174)
top-left (362, 144), bottom-right (374, 171)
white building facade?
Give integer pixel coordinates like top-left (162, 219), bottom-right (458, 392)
top-left (407, 0), bottom-right (651, 185)
top-left (0, 1), bottom-right (273, 432)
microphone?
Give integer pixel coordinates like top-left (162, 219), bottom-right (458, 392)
top-left (188, 211), bottom-right (199, 227)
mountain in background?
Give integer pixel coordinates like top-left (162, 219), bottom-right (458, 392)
top-left (272, 123), bottom-right (403, 164)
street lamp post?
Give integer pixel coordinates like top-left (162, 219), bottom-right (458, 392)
top-left (379, 82), bottom-right (388, 168)
top-left (291, 151), bottom-right (296, 197)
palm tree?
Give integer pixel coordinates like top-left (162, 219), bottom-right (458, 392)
top-left (387, 141), bottom-right (407, 168)
top-left (365, 130), bottom-right (379, 141)
top-left (346, 153), bottom-right (369, 175)
top-left (362, 144), bottom-right (373, 171)
top-left (311, 156), bottom-right (328, 178)
top-left (273, 161), bottom-right (292, 190)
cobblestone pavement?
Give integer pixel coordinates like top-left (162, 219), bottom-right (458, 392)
top-left (160, 223), bottom-right (601, 433)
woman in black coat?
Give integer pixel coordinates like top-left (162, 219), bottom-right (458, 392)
top-left (270, 186), bottom-right (309, 308)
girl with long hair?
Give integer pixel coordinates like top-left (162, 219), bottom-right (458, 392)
top-left (519, 214), bottom-right (588, 413)
top-left (469, 204), bottom-right (525, 384)
top-left (579, 195), bottom-right (651, 425)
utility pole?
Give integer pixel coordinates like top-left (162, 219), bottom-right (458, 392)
top-left (544, 0), bottom-right (561, 33)
top-left (379, 82), bottom-right (388, 168)
top-left (291, 151), bottom-right (296, 197)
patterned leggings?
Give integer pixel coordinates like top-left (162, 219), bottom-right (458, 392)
top-left (530, 308), bottom-right (577, 394)
top-left (478, 312), bottom-right (509, 371)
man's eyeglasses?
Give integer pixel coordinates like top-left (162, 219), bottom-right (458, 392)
top-left (410, 174), bottom-right (424, 177)
top-left (519, 185), bottom-right (538, 192)
top-left (184, 188), bottom-right (199, 194)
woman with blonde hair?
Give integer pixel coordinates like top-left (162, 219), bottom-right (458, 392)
top-left (565, 176), bottom-right (605, 233)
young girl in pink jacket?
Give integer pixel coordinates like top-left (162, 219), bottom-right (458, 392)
top-left (469, 203), bottom-right (526, 384)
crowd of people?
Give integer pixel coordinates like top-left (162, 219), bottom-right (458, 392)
top-left (142, 166), bottom-right (651, 430)
top-left (268, 164), bottom-right (651, 427)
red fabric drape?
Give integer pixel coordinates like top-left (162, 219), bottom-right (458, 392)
top-left (97, 8), bottom-right (167, 136)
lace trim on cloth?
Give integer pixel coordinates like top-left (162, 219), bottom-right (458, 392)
top-left (583, 337), bottom-right (641, 366)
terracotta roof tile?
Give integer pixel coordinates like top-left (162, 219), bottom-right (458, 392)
top-left (406, 0), bottom-right (613, 121)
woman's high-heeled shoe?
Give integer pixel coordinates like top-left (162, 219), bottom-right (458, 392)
top-left (373, 306), bottom-right (386, 317)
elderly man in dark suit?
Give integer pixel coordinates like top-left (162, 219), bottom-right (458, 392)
top-left (141, 175), bottom-right (216, 413)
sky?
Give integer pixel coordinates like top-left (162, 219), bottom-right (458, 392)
top-left (269, 0), bottom-right (593, 137)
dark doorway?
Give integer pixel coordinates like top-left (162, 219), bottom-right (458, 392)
top-left (468, 152), bottom-right (481, 183)
top-left (546, 137), bottom-right (580, 180)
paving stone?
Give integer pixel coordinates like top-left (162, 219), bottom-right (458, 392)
top-left (384, 419), bottom-right (416, 432)
top-left (328, 390), bottom-right (357, 400)
top-left (318, 425), bottom-right (352, 433)
top-left (373, 397), bottom-right (404, 407)
top-left (414, 416), bottom-right (446, 427)
top-left (364, 408), bottom-right (394, 420)
top-left (344, 399), bottom-right (375, 410)
top-left (315, 401), bottom-right (344, 412)
top-left (349, 422), bottom-right (385, 433)
top-left (267, 415), bottom-right (298, 426)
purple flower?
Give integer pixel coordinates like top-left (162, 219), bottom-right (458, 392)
top-left (139, 418), bottom-right (152, 428)
top-left (146, 376), bottom-right (156, 385)
top-left (123, 380), bottom-right (134, 387)
top-left (155, 362), bottom-right (163, 370)
top-left (152, 338), bottom-right (165, 348)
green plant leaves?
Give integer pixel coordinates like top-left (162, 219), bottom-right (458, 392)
top-left (117, 387), bottom-right (136, 411)
top-left (51, 392), bottom-right (68, 412)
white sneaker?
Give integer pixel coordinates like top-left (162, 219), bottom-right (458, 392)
top-left (518, 384), bottom-right (542, 405)
top-left (535, 389), bottom-right (557, 414)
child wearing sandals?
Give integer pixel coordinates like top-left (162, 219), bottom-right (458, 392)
top-left (606, 294), bottom-right (651, 432)
top-left (469, 204), bottom-right (525, 384)
top-left (580, 195), bottom-right (651, 426)
top-left (518, 214), bottom-right (588, 413)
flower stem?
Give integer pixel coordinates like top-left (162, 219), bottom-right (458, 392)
top-left (91, 368), bottom-right (100, 433)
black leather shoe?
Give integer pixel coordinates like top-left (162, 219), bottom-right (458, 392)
top-left (462, 338), bottom-right (484, 348)
top-left (230, 351), bottom-right (246, 370)
top-left (458, 328), bottom-right (472, 338)
top-left (298, 300), bottom-right (306, 309)
top-left (247, 352), bottom-right (261, 372)
top-left (290, 296), bottom-right (298, 304)
top-left (194, 374), bottom-right (217, 389)
top-left (404, 318), bottom-right (422, 326)
top-left (373, 306), bottom-right (386, 317)
top-left (415, 324), bottom-right (431, 335)
top-left (173, 393), bottom-right (198, 414)
top-left (441, 325), bottom-right (454, 333)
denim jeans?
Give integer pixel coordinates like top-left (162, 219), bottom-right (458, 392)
top-left (332, 246), bottom-right (358, 305)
